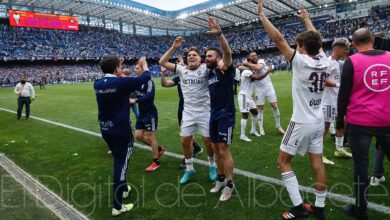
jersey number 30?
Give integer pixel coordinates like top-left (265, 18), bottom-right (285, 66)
top-left (308, 72), bottom-right (326, 93)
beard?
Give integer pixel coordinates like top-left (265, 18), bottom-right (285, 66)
top-left (249, 58), bottom-right (257, 64)
top-left (206, 61), bottom-right (218, 69)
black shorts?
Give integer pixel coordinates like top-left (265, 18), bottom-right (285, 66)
top-left (209, 114), bottom-right (235, 144)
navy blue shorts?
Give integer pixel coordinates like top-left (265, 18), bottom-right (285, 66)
top-left (209, 114), bottom-right (235, 144)
top-left (135, 113), bottom-right (158, 131)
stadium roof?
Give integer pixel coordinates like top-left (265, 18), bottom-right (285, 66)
top-left (6, 0), bottom-right (337, 30)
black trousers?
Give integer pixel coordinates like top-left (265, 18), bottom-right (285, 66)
top-left (347, 124), bottom-right (390, 211)
top-left (103, 132), bottom-right (134, 210)
top-left (17, 97), bottom-right (31, 119)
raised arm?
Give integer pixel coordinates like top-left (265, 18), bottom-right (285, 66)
top-left (207, 17), bottom-right (232, 67)
top-left (295, 5), bottom-right (316, 32)
top-left (160, 66), bottom-right (177, 88)
top-left (258, 0), bottom-right (294, 61)
top-left (122, 58), bottom-right (152, 92)
top-left (159, 37), bottom-right (184, 72)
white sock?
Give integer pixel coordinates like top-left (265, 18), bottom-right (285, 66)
top-left (335, 136), bottom-right (344, 151)
top-left (257, 110), bottom-right (264, 129)
top-left (329, 123), bottom-right (336, 135)
top-left (315, 190), bottom-right (327, 208)
top-left (240, 119), bottom-right (247, 136)
top-left (273, 108), bottom-right (281, 128)
top-left (251, 115), bottom-right (258, 132)
top-left (281, 171), bottom-right (303, 206)
top-left (185, 158), bottom-right (194, 171)
top-left (208, 155), bottom-right (216, 167)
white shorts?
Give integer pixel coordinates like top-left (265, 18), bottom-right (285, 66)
top-left (180, 110), bottom-right (210, 137)
top-left (238, 93), bottom-right (256, 113)
top-left (280, 121), bottom-right (324, 156)
top-left (322, 105), bottom-right (337, 123)
top-left (255, 86), bottom-right (277, 105)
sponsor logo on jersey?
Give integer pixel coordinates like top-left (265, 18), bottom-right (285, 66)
top-left (182, 78), bottom-right (206, 85)
top-left (95, 88), bottom-right (117, 94)
top-left (208, 76), bottom-right (219, 85)
top-left (309, 98), bottom-right (322, 107)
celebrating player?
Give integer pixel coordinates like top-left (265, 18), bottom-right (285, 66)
top-left (322, 38), bottom-right (352, 165)
top-left (159, 38), bottom-right (217, 185)
top-left (131, 62), bottom-right (165, 172)
top-left (258, 2), bottom-right (329, 219)
top-left (160, 65), bottom-right (204, 170)
top-left (204, 17), bottom-right (236, 201)
top-left (243, 52), bottom-right (285, 136)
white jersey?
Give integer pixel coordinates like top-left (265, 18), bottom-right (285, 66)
top-left (253, 60), bottom-right (273, 88)
top-left (175, 64), bottom-right (210, 112)
top-left (322, 57), bottom-right (340, 106)
top-left (239, 70), bottom-right (254, 96)
top-left (291, 51), bottom-right (331, 124)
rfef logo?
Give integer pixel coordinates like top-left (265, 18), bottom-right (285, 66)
top-left (363, 64), bottom-right (390, 92)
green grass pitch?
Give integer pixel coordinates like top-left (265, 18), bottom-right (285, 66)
top-left (0, 71), bottom-right (389, 219)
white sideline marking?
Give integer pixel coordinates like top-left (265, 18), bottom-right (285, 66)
top-left (1, 107), bottom-right (390, 215)
top-left (0, 154), bottom-right (89, 220)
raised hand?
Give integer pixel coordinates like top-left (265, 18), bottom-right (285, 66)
top-left (206, 17), bottom-right (221, 35)
top-left (258, 0), bottom-right (264, 16)
top-left (177, 56), bottom-right (184, 65)
top-left (295, 5), bottom-right (309, 20)
top-left (172, 36), bottom-right (184, 49)
top-left (138, 57), bottom-right (148, 68)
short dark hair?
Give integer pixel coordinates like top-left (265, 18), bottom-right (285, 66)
top-left (247, 51), bottom-right (256, 57)
top-left (100, 55), bottom-right (120, 74)
top-left (187, 47), bottom-right (201, 56)
top-left (295, 34), bottom-right (304, 48)
top-left (352, 28), bottom-right (373, 46)
top-left (296, 31), bottom-right (322, 56)
top-left (207, 47), bottom-right (223, 58)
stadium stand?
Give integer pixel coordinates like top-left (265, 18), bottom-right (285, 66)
top-left (0, 4), bottom-right (389, 86)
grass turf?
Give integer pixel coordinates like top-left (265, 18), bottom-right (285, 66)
top-left (0, 166), bottom-right (59, 219)
top-left (0, 71), bottom-right (389, 219)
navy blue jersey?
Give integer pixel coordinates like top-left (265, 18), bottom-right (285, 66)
top-left (208, 64), bottom-right (236, 116)
top-left (94, 71), bottom-right (151, 139)
top-left (172, 76), bottom-right (184, 111)
top-left (133, 79), bottom-right (157, 116)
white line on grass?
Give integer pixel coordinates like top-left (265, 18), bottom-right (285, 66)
top-left (1, 107), bottom-right (390, 215)
top-left (0, 154), bottom-right (89, 220)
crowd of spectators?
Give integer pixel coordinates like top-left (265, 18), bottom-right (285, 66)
top-left (0, 5), bottom-right (388, 86)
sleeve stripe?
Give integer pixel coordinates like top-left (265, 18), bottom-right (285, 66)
top-left (289, 49), bottom-right (297, 63)
top-left (147, 80), bottom-right (153, 93)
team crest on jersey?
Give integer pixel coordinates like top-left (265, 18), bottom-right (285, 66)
top-left (197, 71), bottom-right (201, 76)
